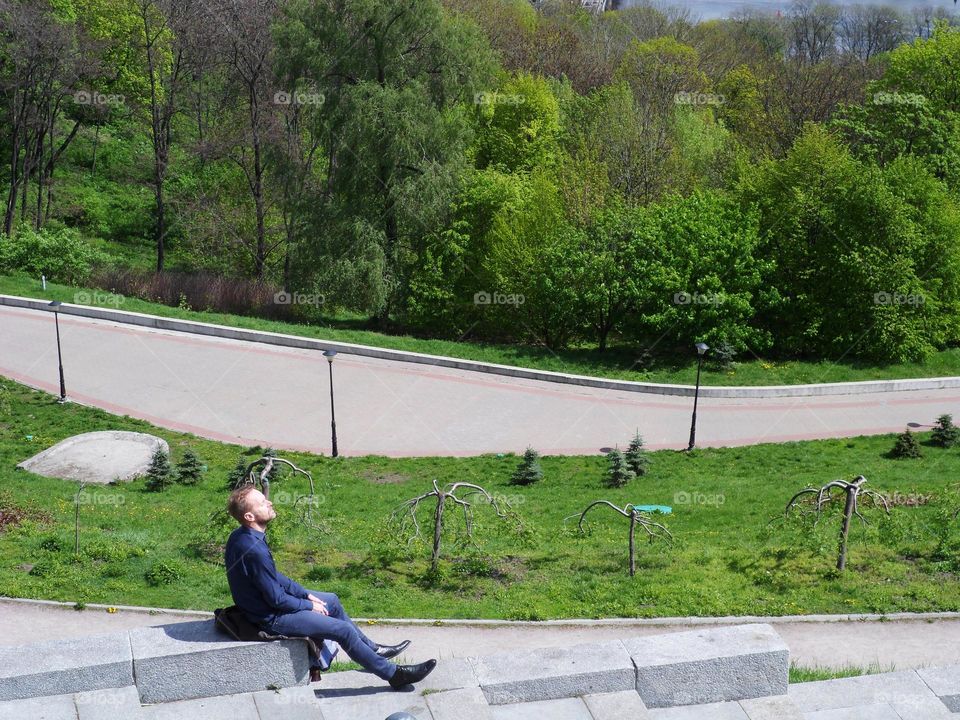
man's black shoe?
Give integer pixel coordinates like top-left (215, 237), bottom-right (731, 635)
top-left (376, 640), bottom-right (411, 659)
top-left (389, 659), bottom-right (437, 689)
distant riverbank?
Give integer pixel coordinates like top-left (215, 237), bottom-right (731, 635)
top-left (622, 0), bottom-right (958, 21)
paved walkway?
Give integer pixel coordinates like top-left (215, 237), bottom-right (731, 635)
top-left (2, 306), bottom-right (958, 456)
top-left (3, 599), bottom-right (960, 670)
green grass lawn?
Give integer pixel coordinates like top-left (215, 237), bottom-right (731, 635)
top-left (5, 272), bottom-right (960, 387)
top-left (788, 662), bottom-right (895, 684)
top-left (2, 377), bottom-right (960, 619)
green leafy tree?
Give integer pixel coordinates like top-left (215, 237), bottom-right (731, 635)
top-left (632, 189), bottom-right (771, 354)
top-left (404, 167), bottom-right (519, 336)
top-left (882, 22), bottom-right (960, 114)
top-left (175, 448), bottom-right (204, 485)
top-left (833, 23), bottom-right (960, 189)
top-left (715, 65), bottom-right (780, 157)
top-left (613, 37), bottom-right (709, 203)
top-left (274, 0), bottom-right (496, 322)
top-left (932, 414), bottom-right (960, 448)
top-left (510, 447), bottom-right (543, 486)
top-left (605, 447), bottom-right (634, 488)
top-left (575, 201), bottom-right (649, 351)
top-left (739, 124), bottom-right (958, 362)
top-left (562, 82), bottom-right (644, 202)
top-left (625, 431), bottom-right (649, 477)
top-left (482, 171), bottom-right (586, 348)
top-left (832, 98), bottom-right (960, 190)
top-left (473, 72), bottom-right (562, 172)
top-left (145, 448), bottom-right (172, 491)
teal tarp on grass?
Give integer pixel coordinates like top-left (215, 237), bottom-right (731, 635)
top-left (630, 504), bottom-right (672, 514)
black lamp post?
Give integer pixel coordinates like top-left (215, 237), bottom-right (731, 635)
top-left (49, 300), bottom-right (67, 403)
top-left (686, 342), bottom-right (709, 451)
top-left (323, 349), bottom-right (339, 457)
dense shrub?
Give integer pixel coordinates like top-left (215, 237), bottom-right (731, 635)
top-left (0, 225), bottom-right (107, 283)
top-left (932, 414), bottom-right (960, 448)
top-left (90, 268), bottom-right (295, 320)
top-left (145, 560), bottom-right (184, 586)
top-left (889, 430), bottom-right (923, 459)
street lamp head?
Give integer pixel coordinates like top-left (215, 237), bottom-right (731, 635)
top-left (323, 349), bottom-right (337, 363)
top-left (695, 342), bottom-right (709, 356)
top-left (49, 300), bottom-right (62, 309)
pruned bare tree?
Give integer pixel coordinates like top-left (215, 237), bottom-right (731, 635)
top-left (785, 474), bottom-right (890, 571)
top-left (571, 501), bottom-right (672, 577)
top-left (838, 4), bottom-right (905, 63)
top-left (235, 454), bottom-right (320, 527)
top-left (392, 480), bottom-right (513, 572)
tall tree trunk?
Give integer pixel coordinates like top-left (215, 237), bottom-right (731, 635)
top-left (5, 134), bottom-right (22, 235)
top-left (431, 493), bottom-right (446, 573)
top-left (836, 489), bottom-right (856, 571)
top-left (251, 115), bottom-right (267, 280)
top-left (91, 124), bottom-right (100, 175)
top-left (154, 164), bottom-right (166, 272)
top-left (20, 132), bottom-right (34, 223)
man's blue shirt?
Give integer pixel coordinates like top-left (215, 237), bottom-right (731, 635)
top-left (224, 525), bottom-right (313, 624)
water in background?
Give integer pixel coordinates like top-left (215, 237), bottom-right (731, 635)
top-left (621, 0), bottom-right (958, 21)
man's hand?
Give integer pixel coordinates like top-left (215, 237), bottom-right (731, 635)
top-left (308, 594), bottom-right (329, 615)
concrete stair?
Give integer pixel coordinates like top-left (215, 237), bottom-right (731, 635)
top-left (11, 623), bottom-right (959, 719)
top-left (0, 620), bottom-right (309, 706)
top-left (788, 669), bottom-right (958, 719)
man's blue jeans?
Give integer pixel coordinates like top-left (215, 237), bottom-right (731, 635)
top-left (262, 591), bottom-right (396, 680)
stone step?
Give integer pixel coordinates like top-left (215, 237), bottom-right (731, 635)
top-left (469, 639), bottom-right (636, 705)
top-left (802, 705), bottom-right (903, 720)
top-left (789, 670), bottom-right (955, 720)
top-left (645, 696), bottom-right (803, 720)
top-left (76, 686), bottom-right (143, 720)
top-left (649, 700), bottom-right (750, 719)
top-left (739, 695), bottom-right (804, 719)
top-left (253, 686), bottom-right (327, 720)
top-left (0, 692), bottom-right (78, 720)
top-left (0, 633), bottom-right (132, 702)
top-left (130, 621), bottom-right (310, 704)
top-left (582, 690), bottom-right (651, 719)
top-left (624, 624), bottom-right (789, 709)
top-left (138, 691), bottom-right (262, 720)
top-left (918, 665), bottom-right (960, 712)
top-left (491, 697), bottom-right (592, 720)
top-left (0, 620), bottom-right (310, 706)
top-left (0, 622), bottom-right (790, 715)
top-left (426, 687), bottom-right (493, 720)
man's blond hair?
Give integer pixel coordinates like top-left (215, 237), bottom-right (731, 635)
top-left (227, 485), bottom-right (259, 523)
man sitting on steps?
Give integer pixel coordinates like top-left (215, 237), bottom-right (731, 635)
top-left (224, 484), bottom-right (436, 688)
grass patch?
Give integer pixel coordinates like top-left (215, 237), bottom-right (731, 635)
top-left (327, 661), bottom-right (363, 673)
top-left (5, 272), bottom-right (960, 387)
top-left (3, 376), bottom-right (960, 618)
top-left (789, 661), bottom-right (895, 683)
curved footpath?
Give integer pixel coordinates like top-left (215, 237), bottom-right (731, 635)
top-left (2, 598), bottom-right (960, 671)
top-left (2, 300), bottom-right (960, 456)
top-left (4, 293), bottom-right (960, 400)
